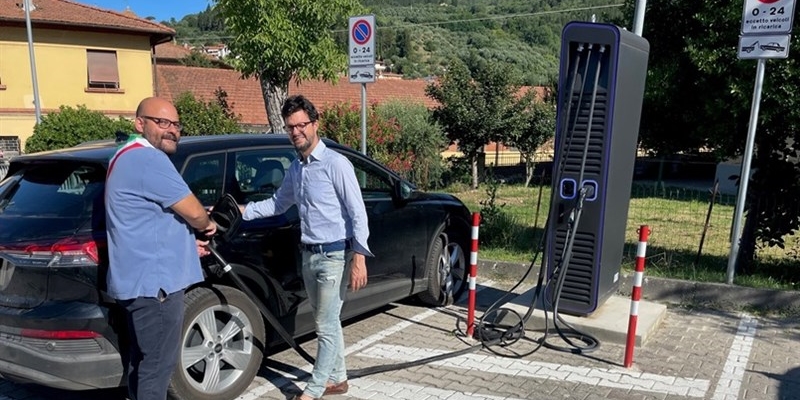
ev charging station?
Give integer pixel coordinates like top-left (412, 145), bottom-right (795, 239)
top-left (545, 22), bottom-right (650, 316)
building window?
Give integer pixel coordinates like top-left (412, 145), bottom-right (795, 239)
top-left (86, 50), bottom-right (120, 90)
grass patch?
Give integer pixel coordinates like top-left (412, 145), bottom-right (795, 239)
top-left (447, 182), bottom-right (800, 291)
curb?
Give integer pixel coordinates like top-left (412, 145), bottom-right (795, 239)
top-left (477, 259), bottom-right (800, 315)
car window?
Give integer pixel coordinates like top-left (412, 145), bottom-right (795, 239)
top-left (0, 163), bottom-right (104, 217)
top-left (234, 149), bottom-right (296, 203)
top-left (182, 153), bottom-right (225, 206)
top-left (342, 153), bottom-right (394, 199)
top-left (0, 163), bottom-right (107, 242)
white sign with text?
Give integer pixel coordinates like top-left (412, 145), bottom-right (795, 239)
top-left (742, 0), bottom-right (796, 34)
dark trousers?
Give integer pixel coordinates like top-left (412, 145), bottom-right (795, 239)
top-left (118, 289), bottom-right (184, 400)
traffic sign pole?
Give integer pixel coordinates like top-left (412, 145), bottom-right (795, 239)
top-left (726, 58), bottom-right (766, 284)
top-left (728, 0), bottom-right (796, 283)
top-left (361, 84), bottom-right (367, 155)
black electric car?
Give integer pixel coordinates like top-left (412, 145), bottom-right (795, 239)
top-left (0, 134), bottom-right (472, 400)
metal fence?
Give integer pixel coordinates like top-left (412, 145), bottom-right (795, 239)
top-left (469, 175), bottom-right (799, 279)
top-left (623, 183), bottom-right (738, 268)
top-left (0, 136), bottom-right (20, 180)
top-left (620, 182), bottom-right (800, 276)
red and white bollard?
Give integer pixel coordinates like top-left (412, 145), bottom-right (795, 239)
top-left (466, 212), bottom-right (480, 338)
top-left (624, 225), bottom-right (650, 368)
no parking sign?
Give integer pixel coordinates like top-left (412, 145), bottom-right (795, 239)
top-left (349, 15), bottom-right (376, 67)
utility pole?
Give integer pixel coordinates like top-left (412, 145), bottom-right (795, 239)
top-left (24, 0), bottom-right (42, 124)
top-left (633, 0), bottom-right (646, 36)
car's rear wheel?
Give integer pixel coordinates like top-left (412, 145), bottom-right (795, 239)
top-left (417, 231), bottom-right (468, 306)
top-left (168, 285), bottom-right (265, 400)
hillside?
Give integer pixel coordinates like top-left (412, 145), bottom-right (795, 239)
top-left (167, 0), bottom-right (624, 85)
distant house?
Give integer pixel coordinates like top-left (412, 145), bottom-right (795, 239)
top-left (199, 44), bottom-right (229, 60)
top-left (0, 0), bottom-right (174, 150)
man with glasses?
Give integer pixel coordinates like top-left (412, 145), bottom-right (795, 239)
top-left (241, 95), bottom-right (372, 400)
top-left (106, 97), bottom-right (216, 400)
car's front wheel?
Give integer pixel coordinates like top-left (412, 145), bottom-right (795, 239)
top-left (417, 231), bottom-right (468, 306)
top-left (168, 285), bottom-right (266, 400)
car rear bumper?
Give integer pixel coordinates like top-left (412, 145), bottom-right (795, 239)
top-left (0, 300), bottom-right (125, 391)
top-left (0, 334), bottom-right (123, 390)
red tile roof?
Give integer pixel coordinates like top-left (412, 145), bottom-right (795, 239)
top-left (156, 65), bottom-right (268, 127)
top-left (0, 0), bottom-right (174, 45)
top-left (155, 65), bottom-right (439, 128)
top-left (289, 77), bottom-right (438, 110)
top-left (154, 42), bottom-right (194, 61)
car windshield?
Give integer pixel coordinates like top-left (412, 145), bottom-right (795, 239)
top-left (0, 161), bottom-right (106, 243)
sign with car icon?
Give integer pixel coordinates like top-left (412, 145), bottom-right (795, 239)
top-left (349, 65), bottom-right (376, 84)
top-left (738, 34), bottom-right (791, 59)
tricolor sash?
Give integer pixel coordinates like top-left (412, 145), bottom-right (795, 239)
top-left (106, 134), bottom-right (154, 178)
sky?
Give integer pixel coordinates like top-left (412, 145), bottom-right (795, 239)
top-left (85, 0), bottom-right (214, 22)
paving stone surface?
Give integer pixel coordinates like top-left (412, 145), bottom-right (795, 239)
top-left (1, 279), bottom-right (799, 400)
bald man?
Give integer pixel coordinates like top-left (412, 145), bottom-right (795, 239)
top-left (105, 97), bottom-right (216, 400)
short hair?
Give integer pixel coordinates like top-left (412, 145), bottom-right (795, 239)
top-left (281, 95), bottom-right (319, 122)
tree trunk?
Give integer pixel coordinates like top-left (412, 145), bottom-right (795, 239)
top-left (735, 197), bottom-right (759, 276)
top-left (524, 155), bottom-right (534, 188)
top-left (259, 77), bottom-right (288, 134)
top-left (471, 154), bottom-right (479, 190)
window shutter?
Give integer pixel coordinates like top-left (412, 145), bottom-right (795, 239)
top-left (87, 50), bottom-right (119, 88)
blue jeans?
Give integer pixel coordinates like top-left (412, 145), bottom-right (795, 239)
top-left (301, 250), bottom-right (351, 398)
top-left (118, 289), bottom-right (184, 400)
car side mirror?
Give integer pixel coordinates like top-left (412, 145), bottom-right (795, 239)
top-left (392, 179), bottom-right (414, 205)
top-left (209, 193), bottom-right (242, 242)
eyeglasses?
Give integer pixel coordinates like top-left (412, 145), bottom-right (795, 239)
top-left (285, 121), bottom-right (314, 133)
top-left (140, 116), bottom-right (183, 131)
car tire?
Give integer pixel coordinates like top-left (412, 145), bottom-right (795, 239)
top-left (168, 285), bottom-right (266, 400)
top-left (417, 231), bottom-right (468, 306)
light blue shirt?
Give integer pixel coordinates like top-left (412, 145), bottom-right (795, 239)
top-left (243, 140), bottom-right (373, 256)
top-left (105, 140), bottom-right (204, 300)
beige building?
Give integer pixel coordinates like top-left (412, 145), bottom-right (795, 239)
top-left (0, 0), bottom-right (174, 151)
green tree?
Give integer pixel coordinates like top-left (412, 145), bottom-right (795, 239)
top-left (618, 0), bottom-right (800, 274)
top-left (509, 87), bottom-right (556, 187)
top-left (375, 100), bottom-right (448, 189)
top-left (180, 50), bottom-right (215, 68)
top-left (196, 5), bottom-right (225, 32)
top-left (25, 105), bottom-right (133, 153)
top-left (174, 89), bottom-right (241, 135)
top-left (214, 0), bottom-right (365, 134)
top-left (426, 57), bottom-right (524, 189)
top-left (318, 102), bottom-right (415, 177)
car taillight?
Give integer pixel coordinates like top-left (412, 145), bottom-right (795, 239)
top-left (0, 236), bottom-right (105, 267)
top-left (20, 328), bottom-right (101, 339)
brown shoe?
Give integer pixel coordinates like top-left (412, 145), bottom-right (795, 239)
top-left (323, 380), bottom-right (349, 396)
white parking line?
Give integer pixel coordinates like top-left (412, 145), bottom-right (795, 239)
top-left (711, 313), bottom-right (758, 400)
top-left (351, 377), bottom-right (525, 399)
top-left (358, 344), bottom-right (711, 397)
top-left (237, 280), bottom-right (497, 400)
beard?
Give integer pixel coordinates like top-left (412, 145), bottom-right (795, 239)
top-left (292, 134), bottom-right (312, 154)
top-left (157, 133), bottom-right (179, 154)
